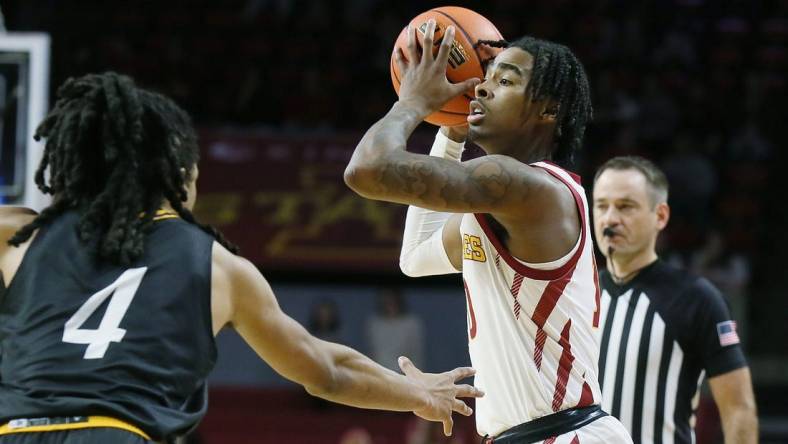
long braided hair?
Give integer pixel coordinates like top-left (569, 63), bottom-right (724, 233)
top-left (8, 72), bottom-right (238, 264)
top-left (476, 36), bottom-right (593, 166)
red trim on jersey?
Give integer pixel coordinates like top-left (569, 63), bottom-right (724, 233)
top-left (510, 273), bottom-right (524, 319)
top-left (472, 165), bottom-right (587, 282)
top-left (534, 328), bottom-right (548, 371)
top-left (577, 381), bottom-right (594, 407)
top-left (570, 433), bottom-right (580, 444)
top-left (552, 319), bottom-right (575, 412)
top-left (464, 279), bottom-right (478, 340)
top-left (591, 256), bottom-right (601, 328)
top-left (532, 275), bottom-right (573, 329)
top-left (543, 437), bottom-right (557, 444)
top-left (531, 266), bottom-right (578, 372)
top-left (538, 160), bottom-right (582, 185)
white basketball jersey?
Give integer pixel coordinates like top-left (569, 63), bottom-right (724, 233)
top-left (461, 161), bottom-right (603, 437)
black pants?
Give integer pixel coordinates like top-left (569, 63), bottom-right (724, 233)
top-left (0, 428), bottom-right (152, 444)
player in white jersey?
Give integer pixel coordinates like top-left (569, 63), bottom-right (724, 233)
top-left (345, 21), bottom-right (631, 443)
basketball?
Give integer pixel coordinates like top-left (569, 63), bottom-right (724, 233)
top-left (390, 7), bottom-right (504, 127)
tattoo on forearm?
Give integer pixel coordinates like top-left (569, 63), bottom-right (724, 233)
top-left (375, 156), bottom-right (518, 210)
top-left (378, 161), bottom-right (440, 200)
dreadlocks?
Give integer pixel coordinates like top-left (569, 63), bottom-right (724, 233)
top-left (475, 36), bottom-right (593, 165)
top-left (8, 72), bottom-right (238, 264)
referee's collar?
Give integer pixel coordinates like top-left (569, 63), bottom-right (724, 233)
top-left (601, 258), bottom-right (662, 294)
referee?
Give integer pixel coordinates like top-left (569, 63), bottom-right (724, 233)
top-left (591, 156), bottom-right (758, 444)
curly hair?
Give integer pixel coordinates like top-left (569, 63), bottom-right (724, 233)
top-left (8, 72), bottom-right (238, 264)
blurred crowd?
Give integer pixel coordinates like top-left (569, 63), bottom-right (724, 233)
top-left (4, 0), bottom-right (786, 354)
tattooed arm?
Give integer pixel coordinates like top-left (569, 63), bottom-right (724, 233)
top-left (399, 129), bottom-right (465, 276)
top-left (346, 124), bottom-right (545, 214)
top-left (344, 20), bottom-right (551, 217)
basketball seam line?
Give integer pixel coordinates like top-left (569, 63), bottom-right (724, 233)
top-left (429, 9), bottom-right (490, 102)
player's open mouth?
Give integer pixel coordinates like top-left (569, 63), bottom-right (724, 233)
top-left (468, 101), bottom-right (485, 124)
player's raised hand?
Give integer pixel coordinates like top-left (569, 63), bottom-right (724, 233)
top-left (394, 19), bottom-right (481, 118)
top-left (398, 356), bottom-right (484, 436)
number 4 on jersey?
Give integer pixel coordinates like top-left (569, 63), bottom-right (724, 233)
top-left (62, 267), bottom-right (147, 359)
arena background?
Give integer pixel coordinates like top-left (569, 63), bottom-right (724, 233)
top-left (1, 0), bottom-right (786, 442)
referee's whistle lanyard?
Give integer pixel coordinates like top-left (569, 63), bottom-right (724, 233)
top-left (606, 246), bottom-right (655, 285)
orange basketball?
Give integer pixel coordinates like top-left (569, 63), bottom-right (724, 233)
top-left (390, 7), bottom-right (504, 127)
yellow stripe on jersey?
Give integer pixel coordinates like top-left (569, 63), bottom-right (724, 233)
top-left (0, 416), bottom-right (151, 440)
top-left (137, 209), bottom-right (179, 221)
top-left (151, 209), bottom-right (179, 221)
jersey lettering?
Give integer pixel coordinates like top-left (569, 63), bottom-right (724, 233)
top-left (463, 234), bottom-right (487, 262)
top-left (62, 267), bottom-right (147, 359)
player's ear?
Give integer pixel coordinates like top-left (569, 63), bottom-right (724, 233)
top-left (539, 102), bottom-right (559, 123)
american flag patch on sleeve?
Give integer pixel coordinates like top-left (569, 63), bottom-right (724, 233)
top-left (717, 321), bottom-right (740, 346)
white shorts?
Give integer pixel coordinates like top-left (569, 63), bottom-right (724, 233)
top-left (540, 416), bottom-right (632, 444)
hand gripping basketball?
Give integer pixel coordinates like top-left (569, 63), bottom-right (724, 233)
top-left (390, 7), bottom-right (503, 126)
top-left (394, 20), bottom-right (481, 120)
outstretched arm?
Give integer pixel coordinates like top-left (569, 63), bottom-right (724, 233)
top-left (212, 244), bottom-right (483, 435)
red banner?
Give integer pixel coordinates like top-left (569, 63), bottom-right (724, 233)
top-left (194, 131), bottom-right (435, 272)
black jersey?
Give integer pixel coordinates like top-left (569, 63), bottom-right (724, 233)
top-left (0, 211), bottom-right (217, 441)
top-left (597, 259), bottom-right (747, 444)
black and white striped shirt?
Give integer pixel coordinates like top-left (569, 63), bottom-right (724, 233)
top-left (597, 260), bottom-right (746, 444)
